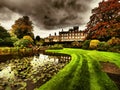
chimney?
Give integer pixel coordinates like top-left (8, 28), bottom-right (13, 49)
top-left (55, 32), bottom-right (56, 36)
top-left (73, 26), bottom-right (79, 30)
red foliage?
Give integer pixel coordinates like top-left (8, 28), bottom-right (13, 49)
top-left (87, 0), bottom-right (120, 41)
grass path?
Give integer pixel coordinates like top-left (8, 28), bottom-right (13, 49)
top-left (38, 48), bottom-right (120, 90)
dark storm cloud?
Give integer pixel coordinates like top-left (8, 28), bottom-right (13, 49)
top-left (0, 0), bottom-right (94, 29)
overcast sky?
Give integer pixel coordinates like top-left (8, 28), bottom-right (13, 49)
top-left (0, 0), bottom-right (102, 38)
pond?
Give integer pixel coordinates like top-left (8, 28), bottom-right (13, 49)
top-left (0, 53), bottom-right (71, 90)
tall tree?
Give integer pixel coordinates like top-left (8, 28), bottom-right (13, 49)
top-left (11, 16), bottom-right (34, 39)
top-left (0, 25), bottom-right (10, 39)
top-left (35, 35), bottom-right (40, 41)
top-left (87, 0), bottom-right (120, 41)
top-left (0, 25), bottom-right (12, 46)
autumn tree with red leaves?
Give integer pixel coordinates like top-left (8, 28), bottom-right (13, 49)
top-left (87, 0), bottom-right (120, 41)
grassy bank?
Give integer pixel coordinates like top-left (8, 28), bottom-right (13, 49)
top-left (0, 47), bottom-right (33, 55)
top-left (38, 48), bottom-right (120, 90)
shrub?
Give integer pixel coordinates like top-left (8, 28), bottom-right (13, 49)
top-left (107, 37), bottom-right (120, 52)
top-left (36, 39), bottom-right (44, 46)
top-left (11, 36), bottom-right (19, 43)
top-left (10, 47), bottom-right (19, 54)
top-left (14, 39), bottom-right (33, 48)
top-left (1, 47), bottom-right (11, 55)
top-left (82, 40), bottom-right (91, 49)
top-left (107, 37), bottom-right (120, 46)
top-left (71, 41), bottom-right (82, 48)
top-left (23, 35), bottom-right (34, 42)
top-left (89, 40), bottom-right (100, 49)
top-left (108, 45), bottom-right (120, 52)
top-left (97, 42), bottom-right (109, 51)
top-left (63, 43), bottom-right (71, 48)
top-left (49, 44), bottom-right (63, 49)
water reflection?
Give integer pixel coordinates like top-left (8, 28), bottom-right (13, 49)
top-left (31, 54), bottom-right (71, 68)
top-left (0, 65), bottom-right (15, 80)
top-left (0, 53), bottom-right (71, 90)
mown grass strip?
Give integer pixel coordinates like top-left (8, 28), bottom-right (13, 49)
top-left (84, 55), bottom-right (102, 90)
top-left (39, 54), bottom-right (80, 90)
top-left (86, 51), bottom-right (120, 68)
top-left (89, 56), bottom-right (118, 90)
top-left (97, 52), bottom-right (120, 68)
top-left (38, 48), bottom-right (120, 90)
top-left (70, 59), bottom-right (90, 90)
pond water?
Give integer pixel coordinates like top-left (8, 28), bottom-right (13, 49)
top-left (0, 53), bottom-right (71, 90)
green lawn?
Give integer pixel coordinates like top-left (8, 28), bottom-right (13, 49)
top-left (38, 48), bottom-right (120, 90)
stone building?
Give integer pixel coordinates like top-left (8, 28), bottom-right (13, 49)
top-left (44, 33), bottom-right (59, 42)
top-left (44, 26), bottom-right (87, 42)
top-left (59, 26), bottom-right (87, 42)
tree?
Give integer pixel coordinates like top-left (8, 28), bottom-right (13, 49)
top-left (35, 35), bottom-right (40, 41)
top-left (11, 16), bottom-right (34, 39)
top-left (87, 0), bottom-right (120, 41)
top-left (0, 25), bottom-right (12, 46)
top-left (0, 26), bottom-right (10, 39)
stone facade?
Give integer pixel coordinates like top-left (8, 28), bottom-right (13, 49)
top-left (45, 26), bottom-right (87, 42)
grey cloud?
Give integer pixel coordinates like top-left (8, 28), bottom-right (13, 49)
top-left (0, 0), bottom-right (98, 29)
top-left (0, 7), bottom-right (13, 20)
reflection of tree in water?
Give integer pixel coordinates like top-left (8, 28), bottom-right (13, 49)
top-left (0, 54), bottom-right (71, 90)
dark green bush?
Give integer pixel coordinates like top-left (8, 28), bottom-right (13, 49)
top-left (108, 45), bottom-right (120, 52)
top-left (63, 43), bottom-right (71, 48)
top-left (97, 42), bottom-right (109, 51)
top-left (82, 40), bottom-right (91, 49)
